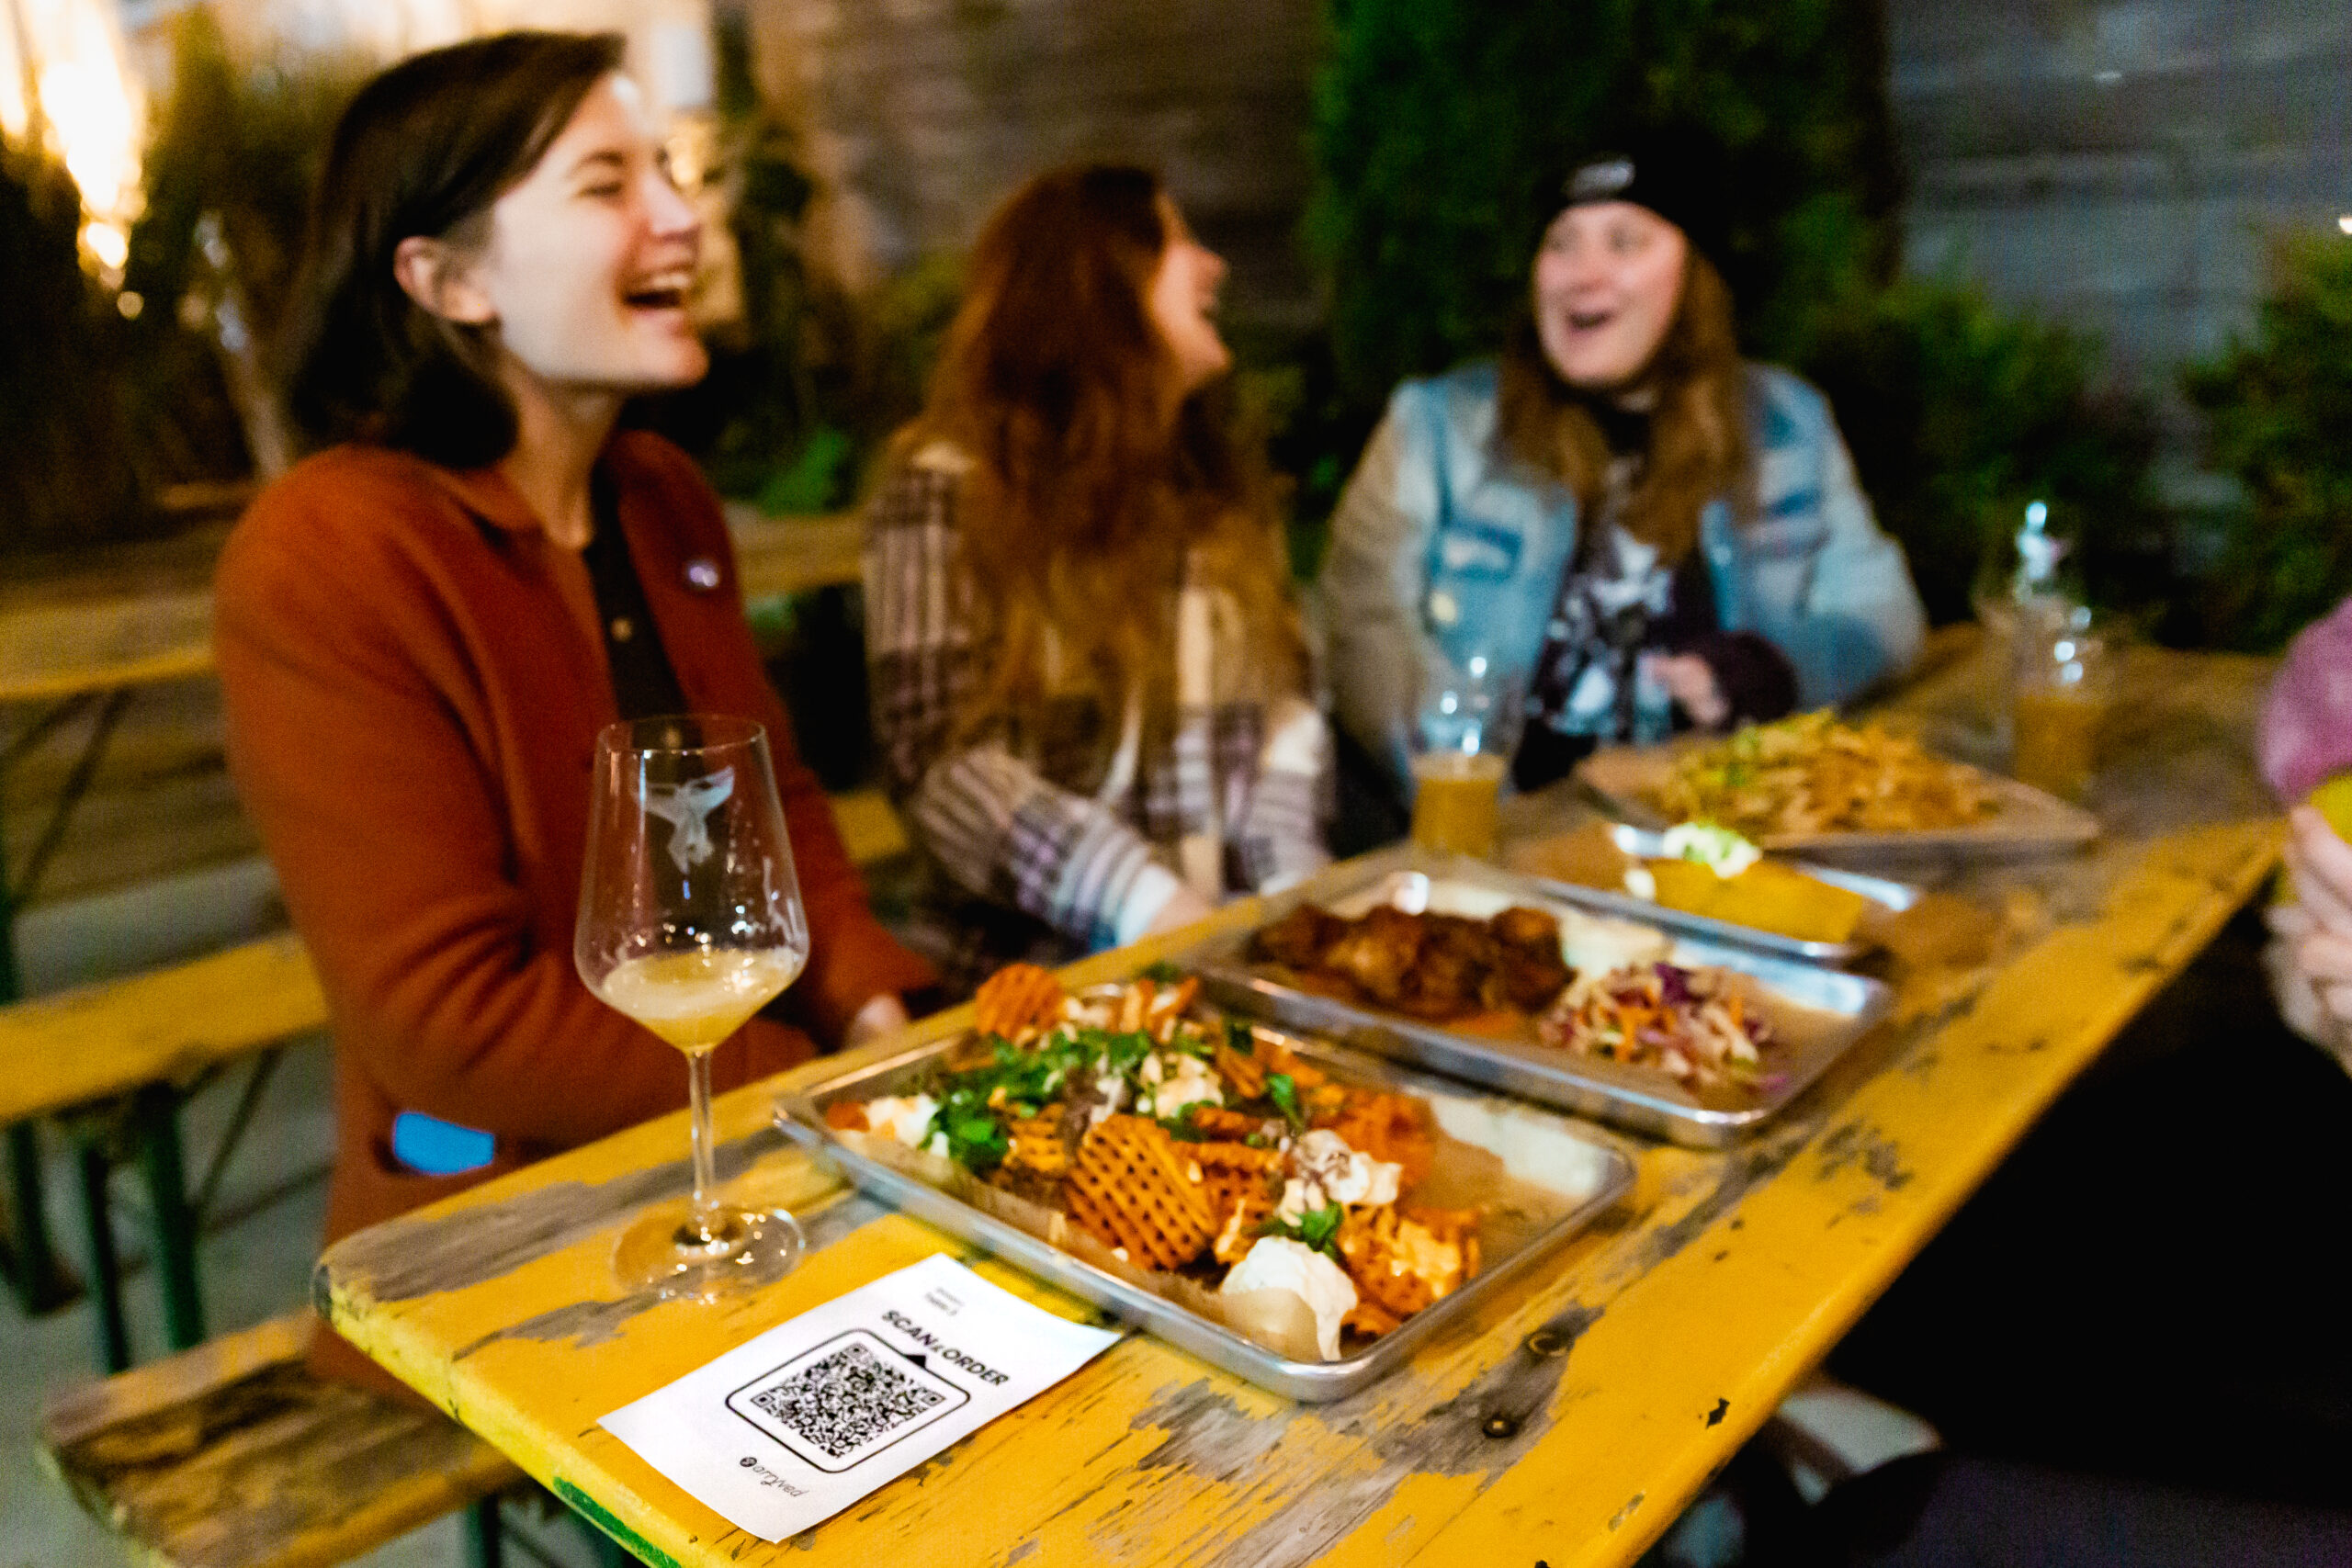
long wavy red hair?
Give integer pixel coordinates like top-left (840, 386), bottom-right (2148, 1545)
top-left (903, 164), bottom-right (1300, 732)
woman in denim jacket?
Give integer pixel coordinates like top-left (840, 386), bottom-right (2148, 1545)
top-left (1323, 136), bottom-right (1927, 796)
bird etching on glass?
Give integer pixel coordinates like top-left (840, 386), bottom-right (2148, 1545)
top-left (645, 768), bottom-right (735, 874)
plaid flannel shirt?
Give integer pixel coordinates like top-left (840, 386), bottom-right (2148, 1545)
top-left (864, 447), bottom-right (1329, 981)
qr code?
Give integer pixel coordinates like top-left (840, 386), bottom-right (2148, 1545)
top-left (742, 1339), bottom-right (951, 1463)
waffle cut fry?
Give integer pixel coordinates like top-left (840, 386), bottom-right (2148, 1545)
top-left (1065, 1115), bottom-right (1219, 1270)
top-left (1338, 1204), bottom-right (1480, 1319)
top-left (1003, 1113), bottom-right (1071, 1179)
top-left (1191, 1141), bottom-right (1283, 1227)
top-left (974, 963), bottom-right (1066, 1041)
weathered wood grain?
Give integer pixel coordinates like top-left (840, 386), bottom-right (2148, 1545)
top-left (317, 637), bottom-right (2282, 1566)
top-left (39, 1313), bottom-right (521, 1568)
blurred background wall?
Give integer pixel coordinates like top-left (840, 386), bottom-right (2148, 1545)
top-left (6, 0), bottom-right (2350, 645)
top-left (1890, 0), bottom-right (2352, 484)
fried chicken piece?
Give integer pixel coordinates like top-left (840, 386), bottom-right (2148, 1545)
top-left (823, 1100), bottom-right (868, 1133)
top-left (1250, 904), bottom-right (1343, 970)
top-left (1320, 905), bottom-right (1427, 1008)
top-left (1487, 905), bottom-right (1572, 1011)
top-left (1395, 914), bottom-right (1486, 1017)
top-left (1250, 901), bottom-right (1573, 1021)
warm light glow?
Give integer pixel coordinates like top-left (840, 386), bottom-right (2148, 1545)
top-left (2339, 214), bottom-right (2352, 236)
top-left (80, 215), bottom-right (125, 270)
top-left (2, 6), bottom-right (29, 142)
top-left (6, 0), bottom-right (147, 283)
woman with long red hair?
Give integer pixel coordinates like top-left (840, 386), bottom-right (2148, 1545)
top-left (864, 164), bottom-right (1327, 981)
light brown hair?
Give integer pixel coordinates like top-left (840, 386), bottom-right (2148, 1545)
top-left (1496, 250), bottom-right (1750, 566)
top-left (907, 164), bottom-right (1301, 731)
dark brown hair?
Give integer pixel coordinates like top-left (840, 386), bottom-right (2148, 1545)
top-left (908, 164), bottom-right (1301, 728)
top-left (277, 30), bottom-right (625, 467)
top-left (1497, 249), bottom-right (1750, 567)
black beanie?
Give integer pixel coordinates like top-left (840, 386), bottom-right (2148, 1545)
top-left (1546, 130), bottom-right (1732, 275)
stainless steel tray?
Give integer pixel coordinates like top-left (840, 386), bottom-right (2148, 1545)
top-left (776, 998), bottom-right (1634, 1403)
top-left (1508, 824), bottom-right (1922, 965)
top-left (1187, 852), bottom-right (1894, 1149)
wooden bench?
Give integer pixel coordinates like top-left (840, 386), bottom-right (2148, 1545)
top-left (40, 1312), bottom-right (525, 1568)
top-left (1, 934), bottom-right (329, 1370)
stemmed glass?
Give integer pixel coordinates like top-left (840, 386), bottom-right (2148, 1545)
top-left (576, 716), bottom-right (809, 1295)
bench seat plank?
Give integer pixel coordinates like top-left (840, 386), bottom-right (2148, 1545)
top-left (41, 1313), bottom-right (521, 1568)
top-left (0, 935), bottom-right (326, 1127)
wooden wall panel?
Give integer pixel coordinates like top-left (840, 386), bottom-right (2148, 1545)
top-left (748, 0), bottom-right (1321, 325)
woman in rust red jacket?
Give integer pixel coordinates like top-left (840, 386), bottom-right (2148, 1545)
top-left (215, 32), bottom-right (934, 1393)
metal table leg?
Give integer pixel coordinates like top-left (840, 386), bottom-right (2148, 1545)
top-left (4, 1119), bottom-right (76, 1314)
top-left (135, 1086), bottom-right (206, 1352)
top-left (464, 1496), bottom-right (504, 1568)
top-left (74, 1139), bottom-right (130, 1372)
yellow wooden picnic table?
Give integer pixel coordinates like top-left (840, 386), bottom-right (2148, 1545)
top-left (314, 636), bottom-right (2283, 1568)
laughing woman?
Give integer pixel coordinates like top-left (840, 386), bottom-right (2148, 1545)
top-left (1322, 134), bottom-right (1927, 799)
top-left (864, 165), bottom-right (1329, 986)
top-left (215, 32), bottom-right (933, 1393)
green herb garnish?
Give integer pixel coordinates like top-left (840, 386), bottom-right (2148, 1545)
top-left (943, 1111), bottom-right (1009, 1173)
top-left (1258, 1201), bottom-right (1345, 1258)
top-left (1265, 1072), bottom-right (1305, 1131)
top-left (1225, 1020), bottom-right (1256, 1056)
top-left (1142, 960), bottom-right (1185, 984)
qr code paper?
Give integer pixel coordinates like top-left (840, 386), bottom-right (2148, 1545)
top-left (728, 1331), bottom-right (966, 1472)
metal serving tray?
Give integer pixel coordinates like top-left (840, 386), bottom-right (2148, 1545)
top-left (776, 1002), bottom-right (1634, 1403)
top-left (1510, 824), bottom-right (1922, 966)
top-left (1188, 852), bottom-right (1894, 1149)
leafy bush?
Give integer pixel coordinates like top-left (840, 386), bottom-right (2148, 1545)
top-left (2185, 235), bottom-right (2352, 652)
top-left (646, 12), bottom-right (963, 514)
top-left (1306, 0), bottom-right (1899, 406)
top-left (1, 141), bottom-right (142, 554)
top-left (126, 10), bottom-right (363, 480)
top-left (1792, 278), bottom-right (2162, 626)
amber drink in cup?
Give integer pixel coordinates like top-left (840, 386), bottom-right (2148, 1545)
top-left (2010, 607), bottom-right (2115, 800)
top-left (1411, 750), bottom-right (1509, 856)
top-left (1410, 655), bottom-right (1520, 859)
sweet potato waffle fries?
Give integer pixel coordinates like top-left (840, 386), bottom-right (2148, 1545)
top-left (1653, 710), bottom-right (1999, 838)
top-left (824, 965), bottom-right (1478, 1359)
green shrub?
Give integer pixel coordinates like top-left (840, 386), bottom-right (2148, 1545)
top-left (1792, 278), bottom-right (2162, 626)
top-left (643, 13), bottom-right (967, 513)
top-left (2185, 234), bottom-right (2352, 652)
top-left (126, 10), bottom-right (362, 479)
top-left (1, 140), bottom-right (142, 554)
top-left (1306, 0), bottom-right (1899, 406)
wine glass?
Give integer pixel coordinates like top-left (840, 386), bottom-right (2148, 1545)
top-left (576, 716), bottom-right (809, 1295)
